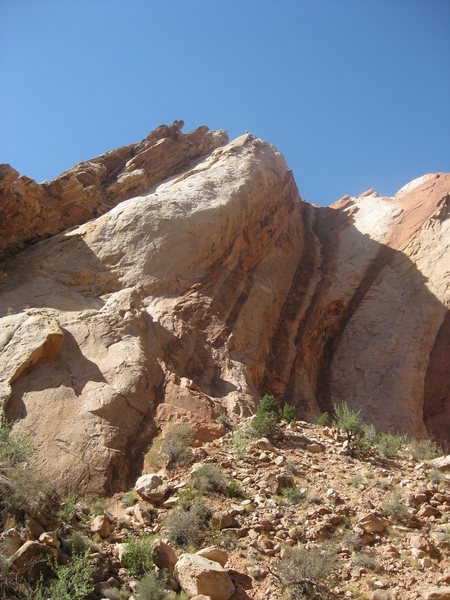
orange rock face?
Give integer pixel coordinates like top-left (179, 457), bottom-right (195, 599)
top-left (0, 124), bottom-right (448, 495)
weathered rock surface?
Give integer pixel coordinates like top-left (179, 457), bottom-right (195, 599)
top-left (0, 122), bottom-right (448, 496)
top-left (174, 553), bottom-right (235, 600)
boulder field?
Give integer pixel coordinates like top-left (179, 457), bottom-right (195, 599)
top-left (0, 122), bottom-right (448, 495)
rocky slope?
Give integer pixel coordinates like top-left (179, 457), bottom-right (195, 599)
top-left (0, 123), bottom-right (449, 497)
top-left (2, 417), bottom-right (450, 600)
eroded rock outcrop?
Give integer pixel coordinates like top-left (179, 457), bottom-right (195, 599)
top-left (0, 123), bottom-right (448, 495)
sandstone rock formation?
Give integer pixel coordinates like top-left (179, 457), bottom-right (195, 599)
top-left (0, 122), bottom-right (448, 496)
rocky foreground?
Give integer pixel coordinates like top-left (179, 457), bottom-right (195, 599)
top-left (1, 417), bottom-right (449, 599)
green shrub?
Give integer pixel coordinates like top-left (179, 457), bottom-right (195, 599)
top-left (409, 439), bottom-right (441, 461)
top-left (281, 486), bottom-right (306, 505)
top-left (427, 468), bottom-right (443, 484)
top-left (122, 535), bottom-right (154, 576)
top-left (377, 432), bottom-right (408, 457)
top-left (177, 484), bottom-right (203, 508)
top-left (280, 402), bottom-right (296, 423)
top-left (144, 434), bottom-right (164, 471)
top-left (231, 427), bottom-right (247, 461)
top-left (164, 501), bottom-right (211, 548)
top-left (0, 466), bottom-right (52, 525)
top-left (353, 551), bottom-right (378, 571)
top-left (60, 530), bottom-right (92, 556)
top-left (161, 423), bottom-right (193, 469)
top-left (61, 494), bottom-right (78, 524)
top-left (251, 395), bottom-right (282, 441)
top-left (382, 492), bottom-right (409, 523)
top-left (316, 411), bottom-right (331, 427)
top-left (121, 491), bottom-right (137, 508)
top-left (92, 496), bottom-right (108, 516)
top-left (225, 481), bottom-right (244, 499)
top-left (136, 572), bottom-right (167, 600)
top-left (333, 402), bottom-right (374, 457)
top-left (0, 412), bottom-right (33, 465)
top-left (191, 464), bottom-right (227, 494)
top-left (45, 550), bottom-right (94, 600)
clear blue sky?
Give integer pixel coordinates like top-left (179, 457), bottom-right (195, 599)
top-left (1, 0), bottom-right (449, 205)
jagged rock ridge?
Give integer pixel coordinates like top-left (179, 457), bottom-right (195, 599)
top-left (0, 122), bottom-right (448, 495)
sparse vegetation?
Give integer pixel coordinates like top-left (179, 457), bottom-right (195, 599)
top-left (353, 551), bottom-right (378, 571)
top-left (225, 480), bottom-right (244, 499)
top-left (316, 411), bottom-right (331, 427)
top-left (382, 492), bottom-right (409, 523)
top-left (92, 496), bottom-right (108, 516)
top-left (191, 463), bottom-right (227, 494)
top-left (275, 543), bottom-right (339, 599)
top-left (408, 438), bottom-right (441, 461)
top-left (427, 468), bottom-right (443, 484)
top-left (121, 490), bottom-right (137, 508)
top-left (333, 402), bottom-right (374, 457)
top-left (160, 423), bottom-right (193, 469)
top-left (164, 501), bottom-right (212, 548)
top-left (0, 412), bottom-right (33, 465)
top-left (136, 572), bottom-right (167, 600)
top-left (251, 394), bottom-right (282, 440)
top-left (42, 550), bottom-right (94, 600)
top-left (231, 426), bottom-right (247, 460)
top-left (280, 402), bottom-right (296, 423)
top-left (122, 535), bottom-right (155, 576)
top-left (377, 432), bottom-right (409, 457)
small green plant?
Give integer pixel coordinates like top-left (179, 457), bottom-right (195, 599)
top-left (281, 486), bottom-right (305, 505)
top-left (103, 588), bottom-right (121, 600)
top-left (382, 492), bottom-right (409, 523)
top-left (60, 530), bottom-right (92, 556)
top-left (122, 535), bottom-right (154, 576)
top-left (136, 572), bottom-right (167, 600)
top-left (177, 484), bottom-right (203, 508)
top-left (161, 423), bottom-right (193, 469)
top-left (0, 412), bottom-right (33, 465)
top-left (231, 427), bottom-right (247, 460)
top-left (61, 494), bottom-right (78, 524)
top-left (44, 549), bottom-right (94, 600)
top-left (251, 394), bottom-right (282, 440)
top-left (333, 402), bottom-right (374, 457)
top-left (316, 411), bottom-right (331, 427)
top-left (409, 438), bottom-right (441, 461)
top-left (121, 491), bottom-right (137, 508)
top-left (342, 533), bottom-right (361, 551)
top-left (427, 468), bottom-right (443, 484)
top-left (144, 433), bottom-right (164, 471)
top-left (377, 432), bottom-right (409, 457)
top-left (216, 413), bottom-right (229, 428)
top-left (353, 551), bottom-right (378, 571)
top-left (6, 307), bottom-right (14, 316)
top-left (92, 496), bottom-right (108, 516)
top-left (280, 402), bottom-right (296, 423)
top-left (349, 475), bottom-right (363, 487)
top-left (191, 464), bottom-right (227, 494)
top-left (225, 481), bottom-right (244, 499)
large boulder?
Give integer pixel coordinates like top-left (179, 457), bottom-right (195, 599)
top-left (174, 553), bottom-right (235, 600)
top-left (134, 473), bottom-right (168, 505)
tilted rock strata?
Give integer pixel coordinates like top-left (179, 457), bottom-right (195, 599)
top-left (0, 121), bottom-right (228, 261)
top-left (0, 124), bottom-right (448, 495)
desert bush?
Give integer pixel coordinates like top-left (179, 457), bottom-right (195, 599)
top-left (61, 494), bottom-right (78, 524)
top-left (281, 486), bottom-right (306, 505)
top-left (333, 402), bottom-right (374, 457)
top-left (136, 571), bottom-right (167, 600)
top-left (144, 434), bottom-right (164, 471)
top-left (44, 549), bottom-right (94, 600)
top-left (60, 530), bottom-right (92, 556)
top-left (231, 427), bottom-right (247, 460)
top-left (121, 491), bottom-right (137, 508)
top-left (280, 402), bottom-right (296, 423)
top-left (122, 535), bottom-right (154, 576)
top-left (342, 533), bottom-right (360, 551)
top-left (0, 466), bottom-right (52, 526)
top-left (275, 543), bottom-right (339, 599)
top-left (164, 501), bottom-right (211, 548)
top-left (161, 423), bottom-right (193, 469)
top-left (92, 496), bottom-right (108, 516)
top-left (191, 464), bottom-right (227, 494)
top-left (225, 481), bottom-right (244, 499)
top-left (0, 412), bottom-right (33, 465)
top-left (316, 411), bottom-right (331, 427)
top-left (251, 394), bottom-right (282, 440)
top-left (382, 492), bottom-right (409, 523)
top-left (377, 432), bottom-right (408, 457)
top-left (427, 468), bottom-right (443, 484)
top-left (409, 438), bottom-right (441, 461)
top-left (353, 551), bottom-right (378, 571)
top-left (176, 484), bottom-right (203, 508)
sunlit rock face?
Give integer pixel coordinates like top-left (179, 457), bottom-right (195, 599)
top-left (0, 122), bottom-right (448, 494)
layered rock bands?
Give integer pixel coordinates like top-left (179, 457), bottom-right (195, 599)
top-left (0, 122), bottom-right (448, 495)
